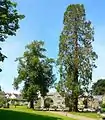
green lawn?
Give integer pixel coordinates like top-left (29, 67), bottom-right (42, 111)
top-left (70, 112), bottom-right (99, 119)
top-left (0, 106), bottom-right (75, 120)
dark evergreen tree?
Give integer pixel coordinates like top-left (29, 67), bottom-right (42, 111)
top-left (57, 4), bottom-right (97, 111)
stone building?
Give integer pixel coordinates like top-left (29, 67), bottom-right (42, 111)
top-left (40, 92), bottom-right (104, 110)
top-left (40, 92), bottom-right (65, 109)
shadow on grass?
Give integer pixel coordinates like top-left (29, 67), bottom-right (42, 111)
top-left (0, 109), bottom-right (62, 120)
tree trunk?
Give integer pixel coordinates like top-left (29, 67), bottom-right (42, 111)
top-left (30, 100), bottom-right (34, 109)
top-left (73, 67), bottom-right (79, 112)
top-left (69, 105), bottom-right (72, 112)
top-left (72, 25), bottom-right (79, 112)
top-left (73, 96), bottom-right (78, 112)
top-left (72, 65), bottom-right (79, 112)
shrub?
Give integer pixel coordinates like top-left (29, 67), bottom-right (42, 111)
top-left (0, 91), bottom-right (7, 107)
top-left (101, 103), bottom-right (105, 108)
top-left (52, 106), bottom-right (58, 111)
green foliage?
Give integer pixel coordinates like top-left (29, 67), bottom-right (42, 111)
top-left (13, 40), bottom-right (56, 108)
top-left (101, 103), bottom-right (105, 108)
top-left (57, 4), bottom-right (97, 111)
top-left (92, 79), bottom-right (105, 95)
top-left (0, 91), bottom-right (7, 107)
top-left (52, 106), bottom-right (58, 111)
top-left (0, 85), bottom-right (1, 91)
top-left (65, 94), bottom-right (72, 111)
top-left (0, 0), bottom-right (24, 71)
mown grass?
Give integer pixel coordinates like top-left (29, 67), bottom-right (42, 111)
top-left (70, 112), bottom-right (99, 119)
top-left (0, 106), bottom-right (75, 120)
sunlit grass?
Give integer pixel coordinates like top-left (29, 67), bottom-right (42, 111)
top-left (70, 112), bottom-right (99, 119)
top-left (0, 106), bottom-right (75, 120)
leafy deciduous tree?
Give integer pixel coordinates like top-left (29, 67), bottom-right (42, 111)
top-left (13, 40), bottom-right (56, 108)
top-left (0, 0), bottom-right (24, 71)
top-left (0, 88), bottom-right (6, 107)
top-left (92, 79), bottom-right (105, 95)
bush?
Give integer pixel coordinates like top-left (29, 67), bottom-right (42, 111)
top-left (0, 96), bottom-right (7, 107)
top-left (52, 106), bottom-right (58, 111)
top-left (101, 103), bottom-right (105, 108)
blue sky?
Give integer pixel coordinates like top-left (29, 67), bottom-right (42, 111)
top-left (0, 0), bottom-right (105, 93)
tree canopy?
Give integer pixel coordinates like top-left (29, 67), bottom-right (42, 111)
top-left (56, 4), bottom-right (97, 111)
top-left (0, 86), bottom-right (1, 91)
top-left (13, 40), bottom-right (56, 108)
top-left (0, 0), bottom-right (24, 71)
top-left (92, 79), bottom-right (105, 95)
top-left (0, 86), bottom-right (6, 107)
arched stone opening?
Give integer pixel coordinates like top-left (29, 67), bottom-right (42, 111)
top-left (44, 97), bottom-right (54, 109)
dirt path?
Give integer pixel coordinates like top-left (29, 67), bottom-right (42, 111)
top-left (49, 111), bottom-right (101, 120)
